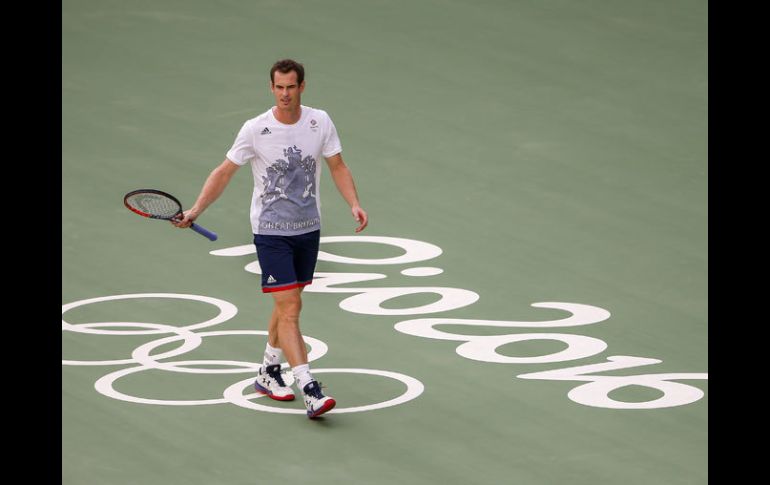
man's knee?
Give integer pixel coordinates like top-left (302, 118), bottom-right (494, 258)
top-left (273, 291), bottom-right (302, 322)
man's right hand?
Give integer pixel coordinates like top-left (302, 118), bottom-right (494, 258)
top-left (171, 209), bottom-right (198, 228)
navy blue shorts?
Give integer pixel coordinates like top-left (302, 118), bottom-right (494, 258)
top-left (253, 230), bottom-right (320, 293)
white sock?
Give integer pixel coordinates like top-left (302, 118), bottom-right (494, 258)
top-left (263, 342), bottom-right (283, 367)
top-left (292, 364), bottom-right (314, 390)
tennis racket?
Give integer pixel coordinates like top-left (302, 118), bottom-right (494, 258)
top-left (123, 189), bottom-right (218, 241)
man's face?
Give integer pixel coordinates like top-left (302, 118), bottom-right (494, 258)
top-left (271, 70), bottom-right (305, 110)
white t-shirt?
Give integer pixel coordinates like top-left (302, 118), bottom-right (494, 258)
top-left (226, 105), bottom-right (342, 235)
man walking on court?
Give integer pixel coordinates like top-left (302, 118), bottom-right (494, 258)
top-left (172, 59), bottom-right (368, 418)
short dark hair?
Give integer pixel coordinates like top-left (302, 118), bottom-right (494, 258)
top-left (270, 59), bottom-right (305, 85)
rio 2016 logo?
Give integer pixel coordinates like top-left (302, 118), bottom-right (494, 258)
top-left (62, 235), bottom-right (707, 414)
top-left (214, 236), bottom-right (707, 410)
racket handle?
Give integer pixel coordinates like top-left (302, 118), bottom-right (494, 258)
top-left (190, 223), bottom-right (218, 241)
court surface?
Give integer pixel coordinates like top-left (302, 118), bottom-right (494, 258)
top-left (63, 1), bottom-right (707, 484)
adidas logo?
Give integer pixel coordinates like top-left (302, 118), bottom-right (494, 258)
top-left (267, 275), bottom-right (277, 284)
top-left (261, 127), bottom-right (271, 135)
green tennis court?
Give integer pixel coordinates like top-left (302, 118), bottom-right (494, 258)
top-left (63, 1), bottom-right (707, 483)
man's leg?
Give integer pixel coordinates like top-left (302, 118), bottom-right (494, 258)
top-left (267, 306), bottom-right (279, 347)
top-left (269, 288), bottom-right (307, 366)
top-left (267, 229), bottom-right (319, 359)
top-left (261, 307), bottom-right (282, 367)
top-left (270, 288), bottom-right (335, 418)
top-left (266, 287), bottom-right (308, 352)
top-left (253, 290), bottom-right (303, 402)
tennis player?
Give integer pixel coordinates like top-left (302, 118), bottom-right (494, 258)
top-left (172, 59), bottom-right (368, 418)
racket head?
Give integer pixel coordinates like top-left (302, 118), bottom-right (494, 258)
top-left (124, 189), bottom-right (184, 220)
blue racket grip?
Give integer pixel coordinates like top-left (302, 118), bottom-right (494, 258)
top-left (190, 223), bottom-right (218, 241)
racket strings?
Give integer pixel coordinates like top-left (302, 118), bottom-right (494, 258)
top-left (126, 193), bottom-right (181, 218)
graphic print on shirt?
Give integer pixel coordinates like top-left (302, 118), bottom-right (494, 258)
top-left (259, 145), bottom-right (319, 232)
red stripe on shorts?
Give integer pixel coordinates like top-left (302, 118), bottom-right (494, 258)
top-left (262, 280), bottom-right (313, 293)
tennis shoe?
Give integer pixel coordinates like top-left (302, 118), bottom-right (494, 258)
top-left (302, 380), bottom-right (336, 419)
top-left (254, 364), bottom-right (295, 401)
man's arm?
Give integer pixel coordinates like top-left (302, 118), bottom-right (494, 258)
top-left (172, 159), bottom-right (241, 228)
top-left (324, 153), bottom-right (368, 233)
